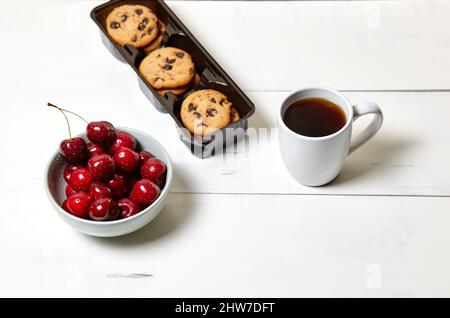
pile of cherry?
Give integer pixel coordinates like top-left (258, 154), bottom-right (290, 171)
top-left (56, 109), bottom-right (166, 221)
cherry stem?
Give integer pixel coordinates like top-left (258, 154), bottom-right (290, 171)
top-left (46, 102), bottom-right (88, 124)
top-left (60, 108), bottom-right (88, 124)
top-left (48, 103), bottom-right (71, 138)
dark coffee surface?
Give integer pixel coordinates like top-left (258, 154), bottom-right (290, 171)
top-left (283, 98), bottom-right (347, 137)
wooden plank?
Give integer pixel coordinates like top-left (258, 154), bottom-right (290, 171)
top-left (0, 0), bottom-right (449, 299)
top-left (169, 91), bottom-right (450, 196)
top-left (0, 1), bottom-right (449, 93)
top-left (3, 91), bottom-right (450, 196)
top-left (1, 193), bottom-right (449, 297)
top-left (0, 1), bottom-right (448, 197)
top-left (167, 0), bottom-right (450, 90)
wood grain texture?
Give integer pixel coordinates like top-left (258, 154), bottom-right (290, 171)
top-left (1, 1), bottom-right (449, 94)
top-left (167, 0), bottom-right (450, 90)
top-left (169, 91), bottom-right (450, 196)
top-left (4, 91), bottom-right (449, 196)
top-left (0, 0), bottom-right (450, 297)
top-left (2, 193), bottom-right (450, 297)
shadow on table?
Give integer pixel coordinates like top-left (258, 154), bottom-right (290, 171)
top-left (221, 107), bottom-right (272, 157)
top-left (85, 169), bottom-right (195, 246)
top-left (248, 106), bottom-right (272, 130)
top-left (331, 135), bottom-right (416, 185)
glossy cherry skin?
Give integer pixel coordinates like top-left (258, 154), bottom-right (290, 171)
top-left (107, 174), bottom-right (130, 199)
top-left (60, 137), bottom-right (88, 165)
top-left (114, 147), bottom-right (140, 174)
top-left (109, 131), bottom-right (137, 154)
top-left (68, 167), bottom-right (92, 191)
top-left (88, 198), bottom-right (120, 221)
top-left (87, 142), bottom-right (104, 158)
top-left (86, 121), bottom-right (116, 146)
top-left (140, 158), bottom-right (166, 185)
top-left (130, 179), bottom-right (160, 206)
top-left (63, 165), bottom-right (82, 183)
top-left (65, 184), bottom-right (78, 197)
top-left (87, 154), bottom-right (115, 181)
top-left (139, 150), bottom-right (153, 164)
top-left (117, 198), bottom-right (142, 219)
top-left (61, 199), bottom-right (70, 212)
top-left (66, 192), bottom-right (92, 219)
top-left (89, 182), bottom-right (112, 200)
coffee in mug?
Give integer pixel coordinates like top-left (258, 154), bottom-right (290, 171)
top-left (278, 87), bottom-right (383, 186)
top-left (283, 97), bottom-right (347, 137)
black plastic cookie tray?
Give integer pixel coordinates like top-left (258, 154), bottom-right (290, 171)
top-left (91, 0), bottom-right (255, 158)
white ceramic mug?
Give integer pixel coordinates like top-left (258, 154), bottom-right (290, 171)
top-left (278, 87), bottom-right (383, 186)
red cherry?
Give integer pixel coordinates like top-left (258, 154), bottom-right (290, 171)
top-left (107, 174), bottom-right (130, 199)
top-left (157, 173), bottom-right (167, 188)
top-left (69, 167), bottom-right (92, 191)
top-left (139, 150), bottom-right (153, 164)
top-left (86, 121), bottom-right (116, 146)
top-left (88, 154), bottom-right (115, 181)
top-left (65, 184), bottom-right (78, 197)
top-left (66, 192), bottom-right (92, 219)
top-left (130, 179), bottom-right (160, 206)
top-left (60, 137), bottom-right (88, 165)
top-left (48, 103), bottom-right (88, 164)
top-left (62, 199), bottom-right (70, 212)
top-left (89, 182), bottom-right (112, 199)
top-left (117, 198), bottom-right (142, 218)
top-left (114, 147), bottom-right (140, 174)
top-left (88, 198), bottom-right (120, 221)
top-left (63, 165), bottom-right (82, 183)
top-left (87, 142), bottom-right (104, 158)
top-left (140, 158), bottom-right (166, 185)
top-left (109, 131), bottom-right (137, 154)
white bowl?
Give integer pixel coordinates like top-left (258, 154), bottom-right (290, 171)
top-left (44, 127), bottom-right (173, 237)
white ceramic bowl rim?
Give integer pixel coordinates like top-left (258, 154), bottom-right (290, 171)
top-left (44, 126), bottom-right (173, 226)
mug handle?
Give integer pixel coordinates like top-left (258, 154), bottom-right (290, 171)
top-left (349, 102), bottom-right (383, 154)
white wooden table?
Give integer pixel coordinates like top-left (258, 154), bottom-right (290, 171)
top-left (1, 0), bottom-right (450, 297)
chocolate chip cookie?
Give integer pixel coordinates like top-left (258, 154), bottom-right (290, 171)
top-left (143, 20), bottom-right (166, 52)
top-left (106, 4), bottom-right (158, 48)
top-left (139, 47), bottom-right (195, 89)
top-left (156, 73), bottom-right (201, 96)
top-left (181, 89), bottom-right (232, 136)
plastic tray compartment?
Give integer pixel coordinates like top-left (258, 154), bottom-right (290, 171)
top-left (91, 0), bottom-right (255, 158)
